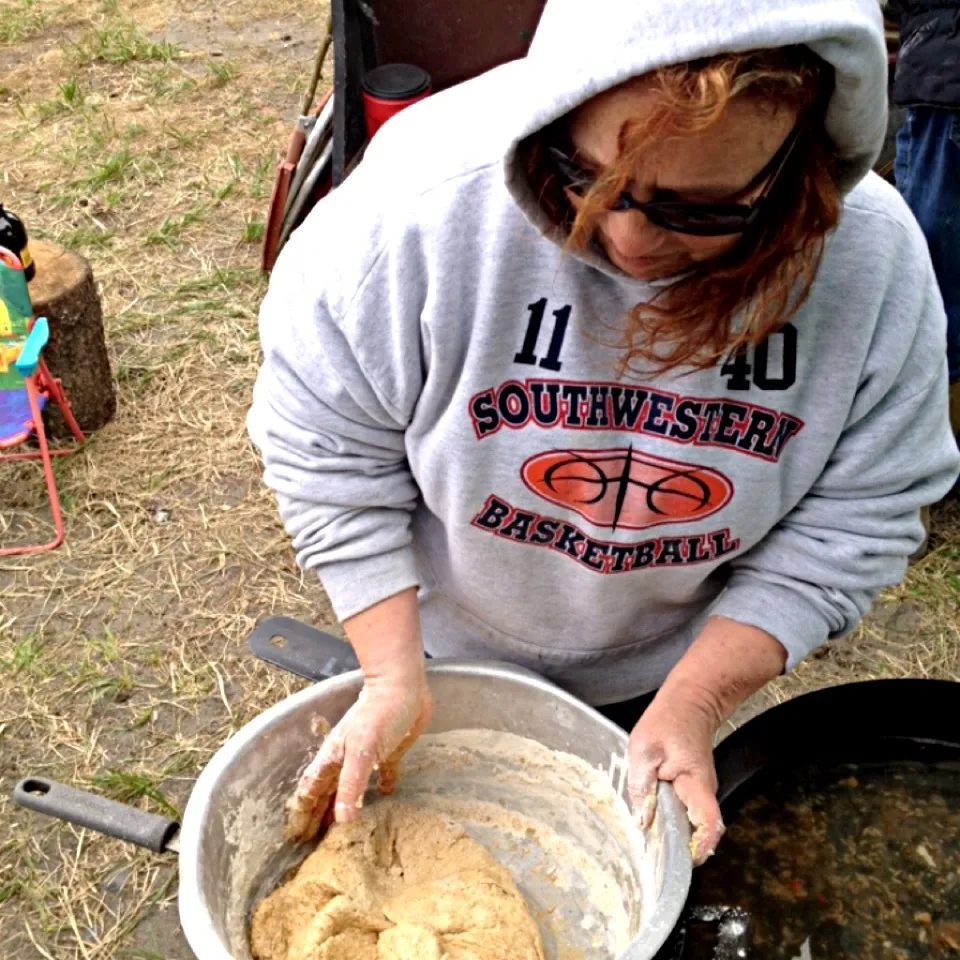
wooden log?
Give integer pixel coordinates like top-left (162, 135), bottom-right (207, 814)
top-left (27, 240), bottom-right (115, 438)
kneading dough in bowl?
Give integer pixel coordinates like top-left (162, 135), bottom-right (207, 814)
top-left (250, 801), bottom-right (545, 960)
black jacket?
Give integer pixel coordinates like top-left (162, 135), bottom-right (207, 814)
top-left (889, 0), bottom-right (960, 107)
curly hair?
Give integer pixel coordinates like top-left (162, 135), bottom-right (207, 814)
top-left (523, 46), bottom-right (841, 375)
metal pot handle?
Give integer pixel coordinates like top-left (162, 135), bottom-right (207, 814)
top-left (12, 777), bottom-right (180, 854)
top-left (249, 616), bottom-right (360, 681)
top-left (659, 905), bottom-right (752, 959)
top-left (248, 617), bottom-right (547, 686)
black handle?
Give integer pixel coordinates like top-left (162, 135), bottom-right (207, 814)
top-left (12, 778), bottom-right (180, 854)
top-left (657, 905), bottom-right (752, 960)
top-left (249, 616), bottom-right (360, 682)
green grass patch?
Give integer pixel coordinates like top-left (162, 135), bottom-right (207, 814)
top-left (102, 188), bottom-right (126, 208)
top-left (146, 468), bottom-right (174, 492)
top-left (35, 75), bottom-right (86, 119)
top-left (72, 628), bottom-right (135, 701)
top-left (128, 707), bottom-right (154, 730)
top-left (84, 671), bottom-right (135, 701)
top-left (205, 59), bottom-right (236, 88)
top-left (0, 0), bottom-right (46, 43)
top-left (0, 880), bottom-right (23, 905)
top-left (72, 22), bottom-right (179, 66)
top-left (59, 226), bottom-right (116, 249)
top-left (241, 217), bottom-right (264, 244)
top-left (161, 753), bottom-right (195, 777)
top-left (208, 179), bottom-right (237, 203)
top-left (87, 116), bottom-right (119, 149)
top-left (34, 100), bottom-right (66, 121)
top-left (110, 309), bottom-right (166, 334)
top-left (89, 624), bottom-right (122, 661)
top-left (59, 75), bottom-right (84, 107)
top-left (115, 363), bottom-right (158, 396)
top-left (177, 297), bottom-right (229, 315)
top-left (90, 770), bottom-right (180, 819)
top-left (145, 205), bottom-right (207, 248)
top-left (174, 265), bottom-right (262, 297)
top-left (143, 66), bottom-right (197, 102)
top-left (2, 632), bottom-right (43, 674)
top-left (223, 152), bottom-right (243, 180)
top-left (249, 154), bottom-right (275, 201)
top-left (161, 122), bottom-right (200, 150)
top-left (161, 343), bottom-right (190, 365)
top-left (143, 648), bottom-right (165, 668)
top-left (79, 148), bottom-right (136, 190)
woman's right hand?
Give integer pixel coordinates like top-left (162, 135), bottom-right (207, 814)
top-left (284, 588), bottom-right (433, 842)
top-left (285, 668), bottom-right (433, 841)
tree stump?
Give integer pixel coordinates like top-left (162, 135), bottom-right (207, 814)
top-left (27, 240), bottom-right (116, 438)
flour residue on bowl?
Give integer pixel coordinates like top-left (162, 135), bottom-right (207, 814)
top-left (392, 729), bottom-right (645, 958)
top-left (223, 777), bottom-right (303, 959)
top-left (223, 727), bottom-right (645, 960)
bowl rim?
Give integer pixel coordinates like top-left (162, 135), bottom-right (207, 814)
top-left (177, 660), bottom-right (693, 960)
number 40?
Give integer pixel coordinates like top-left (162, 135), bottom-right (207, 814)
top-left (721, 323), bottom-right (797, 391)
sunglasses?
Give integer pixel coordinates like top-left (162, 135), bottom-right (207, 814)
top-left (546, 125), bottom-right (803, 237)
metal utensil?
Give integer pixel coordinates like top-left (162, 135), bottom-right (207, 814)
top-left (283, 90), bottom-right (335, 225)
top-left (279, 137), bottom-right (333, 250)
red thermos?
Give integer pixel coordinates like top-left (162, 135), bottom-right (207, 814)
top-left (362, 64), bottom-right (432, 139)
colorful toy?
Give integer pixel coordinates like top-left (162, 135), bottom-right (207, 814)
top-left (0, 247), bottom-right (86, 556)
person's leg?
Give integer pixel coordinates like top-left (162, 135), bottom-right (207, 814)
top-left (897, 107), bottom-right (960, 503)
top-left (896, 107), bottom-right (960, 386)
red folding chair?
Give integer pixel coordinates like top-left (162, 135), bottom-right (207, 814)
top-left (1, 250), bottom-right (86, 556)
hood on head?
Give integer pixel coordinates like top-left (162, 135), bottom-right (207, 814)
top-left (504, 0), bottom-right (887, 264)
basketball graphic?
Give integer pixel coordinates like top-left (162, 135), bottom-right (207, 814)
top-left (522, 446), bottom-right (733, 530)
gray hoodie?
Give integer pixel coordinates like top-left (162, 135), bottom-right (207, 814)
top-left (248, 0), bottom-right (960, 704)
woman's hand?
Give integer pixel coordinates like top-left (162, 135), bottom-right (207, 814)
top-left (285, 665), bottom-right (433, 842)
top-left (284, 587), bottom-right (432, 842)
top-left (627, 682), bottom-right (724, 866)
top-left (627, 616), bottom-right (788, 866)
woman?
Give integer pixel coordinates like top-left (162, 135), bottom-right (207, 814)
top-left (249, 0), bottom-right (960, 864)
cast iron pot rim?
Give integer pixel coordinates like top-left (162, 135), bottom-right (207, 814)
top-left (715, 677), bottom-right (960, 809)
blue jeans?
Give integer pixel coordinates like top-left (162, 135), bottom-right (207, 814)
top-left (895, 107), bottom-right (960, 383)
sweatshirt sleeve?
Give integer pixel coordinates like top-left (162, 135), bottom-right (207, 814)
top-left (710, 224), bottom-right (960, 669)
top-left (247, 210), bottom-right (426, 622)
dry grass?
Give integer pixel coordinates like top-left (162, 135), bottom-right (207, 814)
top-left (0, 0), bottom-right (958, 957)
top-left (0, 0), bottom-right (332, 956)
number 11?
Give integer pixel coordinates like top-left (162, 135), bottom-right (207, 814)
top-left (513, 298), bottom-right (571, 372)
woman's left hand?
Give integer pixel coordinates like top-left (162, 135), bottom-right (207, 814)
top-left (627, 682), bottom-right (725, 866)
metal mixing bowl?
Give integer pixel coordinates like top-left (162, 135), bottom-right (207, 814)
top-left (176, 660), bottom-right (691, 960)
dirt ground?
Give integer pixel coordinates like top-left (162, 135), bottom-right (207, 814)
top-left (0, 2), bottom-right (958, 958)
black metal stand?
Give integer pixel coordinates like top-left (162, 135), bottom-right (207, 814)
top-left (331, 0), bottom-right (376, 186)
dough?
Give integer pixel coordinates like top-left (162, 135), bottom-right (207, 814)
top-left (250, 802), bottom-right (545, 960)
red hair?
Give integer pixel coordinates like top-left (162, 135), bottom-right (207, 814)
top-left (524, 46), bottom-right (841, 374)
